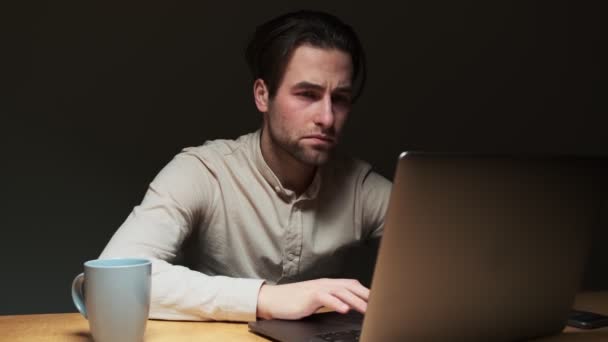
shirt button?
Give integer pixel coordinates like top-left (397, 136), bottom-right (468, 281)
top-left (274, 186), bottom-right (281, 193)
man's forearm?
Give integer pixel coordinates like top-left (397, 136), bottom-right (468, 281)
top-left (98, 251), bottom-right (265, 322)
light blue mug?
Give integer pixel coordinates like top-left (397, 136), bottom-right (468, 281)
top-left (71, 258), bottom-right (151, 342)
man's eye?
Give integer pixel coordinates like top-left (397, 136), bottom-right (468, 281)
top-left (298, 92), bottom-right (318, 99)
top-left (332, 95), bottom-right (351, 104)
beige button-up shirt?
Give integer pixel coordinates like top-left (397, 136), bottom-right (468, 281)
top-left (100, 130), bottom-right (392, 322)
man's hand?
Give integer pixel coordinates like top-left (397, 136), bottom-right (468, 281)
top-left (256, 278), bottom-right (370, 320)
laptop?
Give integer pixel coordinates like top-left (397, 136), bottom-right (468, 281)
top-left (249, 152), bottom-right (607, 341)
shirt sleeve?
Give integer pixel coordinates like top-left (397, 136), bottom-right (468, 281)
top-left (99, 151), bottom-right (265, 322)
top-left (360, 170), bottom-right (392, 239)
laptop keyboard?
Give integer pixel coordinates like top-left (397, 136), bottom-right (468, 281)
top-left (313, 329), bottom-right (361, 341)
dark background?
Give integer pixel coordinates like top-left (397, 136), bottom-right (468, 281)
top-left (1, 1), bottom-right (605, 315)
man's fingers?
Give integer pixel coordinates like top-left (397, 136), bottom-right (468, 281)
top-left (318, 292), bottom-right (350, 314)
top-left (332, 288), bottom-right (368, 314)
top-left (336, 279), bottom-right (370, 301)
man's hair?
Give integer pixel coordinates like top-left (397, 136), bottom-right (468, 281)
top-left (245, 10), bottom-right (367, 102)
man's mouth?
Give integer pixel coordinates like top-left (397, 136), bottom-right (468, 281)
top-left (303, 134), bottom-right (335, 144)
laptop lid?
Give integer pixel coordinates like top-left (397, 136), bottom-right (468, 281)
top-left (250, 153), bottom-right (607, 341)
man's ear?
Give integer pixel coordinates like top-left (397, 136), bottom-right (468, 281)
top-left (253, 79), bottom-right (269, 112)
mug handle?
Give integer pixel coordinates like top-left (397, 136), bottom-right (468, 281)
top-left (71, 273), bottom-right (87, 318)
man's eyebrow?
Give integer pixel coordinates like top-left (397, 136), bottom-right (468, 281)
top-left (292, 81), bottom-right (352, 94)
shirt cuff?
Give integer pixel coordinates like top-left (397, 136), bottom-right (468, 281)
top-left (216, 276), bottom-right (266, 322)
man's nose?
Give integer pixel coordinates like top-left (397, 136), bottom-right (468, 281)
top-left (314, 96), bottom-right (334, 128)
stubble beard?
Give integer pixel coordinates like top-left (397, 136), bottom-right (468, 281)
top-left (268, 125), bottom-right (333, 167)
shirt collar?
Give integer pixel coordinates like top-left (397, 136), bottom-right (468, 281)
top-left (250, 129), bottom-right (322, 201)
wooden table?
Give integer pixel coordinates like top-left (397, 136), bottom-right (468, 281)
top-left (2, 292), bottom-right (608, 341)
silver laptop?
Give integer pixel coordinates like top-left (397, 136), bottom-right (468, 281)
top-left (249, 152), bottom-right (607, 341)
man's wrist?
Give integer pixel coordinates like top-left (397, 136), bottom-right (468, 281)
top-left (256, 283), bottom-right (273, 320)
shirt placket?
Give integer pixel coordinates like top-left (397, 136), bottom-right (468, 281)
top-left (281, 200), bottom-right (303, 280)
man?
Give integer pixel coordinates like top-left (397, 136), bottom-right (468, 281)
top-left (100, 10), bottom-right (392, 322)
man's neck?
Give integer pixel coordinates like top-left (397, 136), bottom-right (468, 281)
top-left (260, 129), bottom-right (316, 196)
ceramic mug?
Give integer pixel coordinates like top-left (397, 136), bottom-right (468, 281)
top-left (71, 258), bottom-right (151, 342)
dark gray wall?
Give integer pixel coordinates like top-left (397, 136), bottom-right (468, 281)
top-left (1, 1), bottom-right (605, 315)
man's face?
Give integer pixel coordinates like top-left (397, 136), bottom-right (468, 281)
top-left (258, 45), bottom-right (353, 166)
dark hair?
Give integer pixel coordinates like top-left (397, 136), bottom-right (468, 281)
top-left (245, 10), bottom-right (367, 102)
